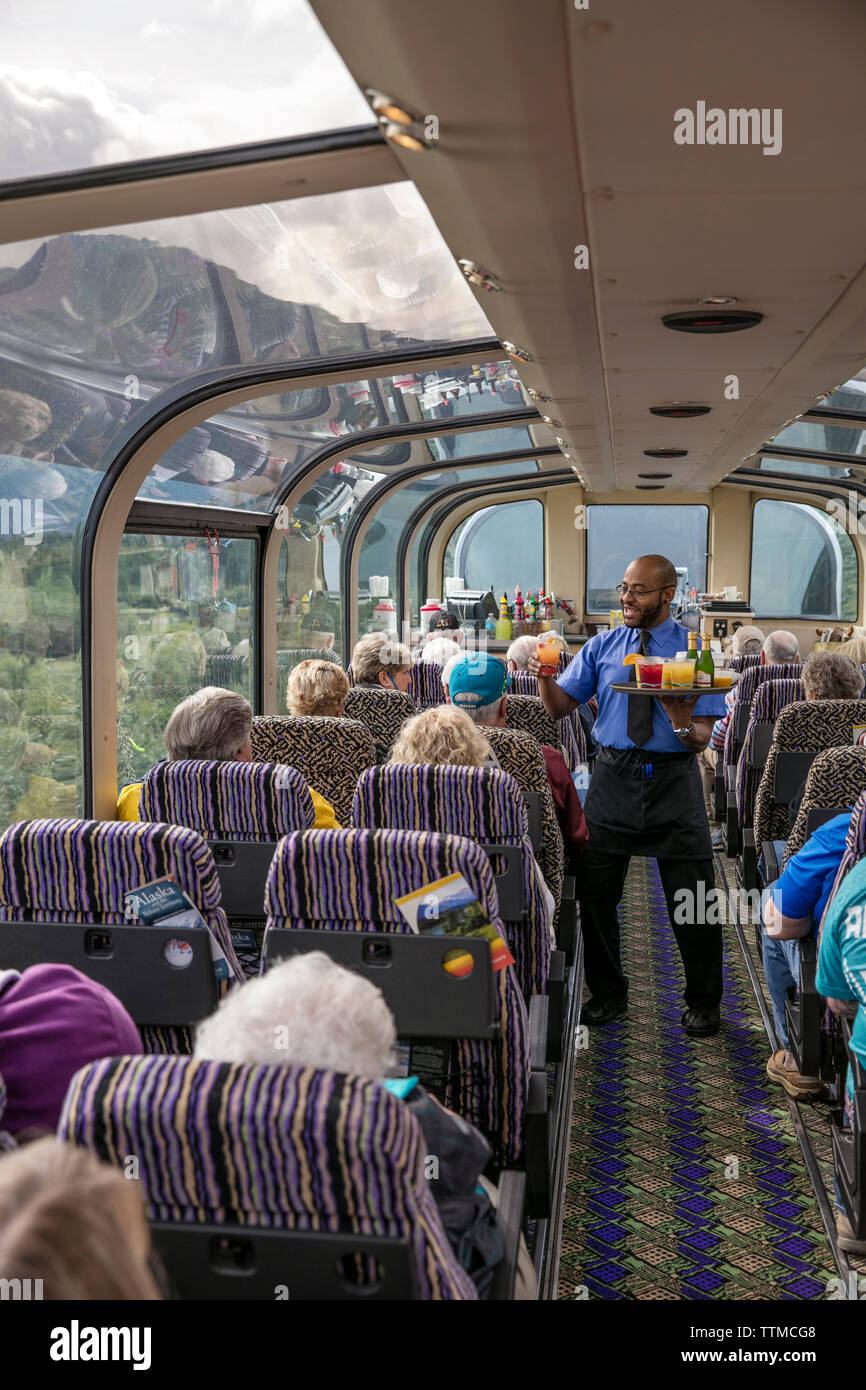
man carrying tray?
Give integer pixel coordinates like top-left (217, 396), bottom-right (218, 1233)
top-left (530, 554), bottom-right (727, 1036)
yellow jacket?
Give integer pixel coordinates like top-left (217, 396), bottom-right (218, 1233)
top-left (116, 780), bottom-right (341, 829)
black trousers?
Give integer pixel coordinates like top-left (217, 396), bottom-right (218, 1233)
top-left (577, 846), bottom-right (723, 1011)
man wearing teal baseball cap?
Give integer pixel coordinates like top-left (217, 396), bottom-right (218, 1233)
top-left (444, 652), bottom-right (588, 864)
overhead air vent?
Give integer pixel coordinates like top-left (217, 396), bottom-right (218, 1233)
top-left (642, 448), bottom-right (687, 458)
top-left (635, 484), bottom-right (665, 490)
top-left (649, 404), bottom-right (710, 419)
top-left (662, 310), bottom-right (763, 334)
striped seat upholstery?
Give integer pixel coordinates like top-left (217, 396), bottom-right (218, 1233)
top-left (722, 662), bottom-right (803, 773)
top-left (59, 1053), bottom-right (476, 1301)
top-left (352, 763), bottom-right (550, 999)
top-left (410, 662), bottom-right (446, 710)
top-left (483, 726), bottom-right (564, 910)
top-left (0, 818), bottom-right (244, 1053)
top-left (343, 688), bottom-right (417, 756)
top-left (508, 675), bottom-right (586, 771)
top-left (251, 715), bottom-right (376, 826)
top-left (263, 827), bottom-right (529, 1167)
top-left (203, 654), bottom-right (249, 691)
top-left (727, 653), bottom-right (762, 674)
top-left (754, 699), bottom-right (866, 846)
top-left (139, 759), bottom-right (315, 840)
top-left (277, 646), bottom-right (340, 669)
top-left (783, 746), bottom-right (866, 867)
top-left (735, 678), bottom-right (804, 825)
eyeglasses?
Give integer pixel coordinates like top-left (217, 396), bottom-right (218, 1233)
top-left (615, 583), bottom-right (669, 599)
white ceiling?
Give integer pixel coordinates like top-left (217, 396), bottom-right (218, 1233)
top-left (312, 0), bottom-right (866, 492)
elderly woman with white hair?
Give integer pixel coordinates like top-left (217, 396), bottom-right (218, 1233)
top-left (116, 685), bottom-right (338, 827)
top-left (505, 635), bottom-right (539, 671)
top-left (194, 952), bottom-right (535, 1297)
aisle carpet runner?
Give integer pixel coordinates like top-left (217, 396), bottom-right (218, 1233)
top-left (557, 858), bottom-right (839, 1300)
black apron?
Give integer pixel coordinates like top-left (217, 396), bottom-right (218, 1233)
top-left (584, 746), bottom-right (712, 859)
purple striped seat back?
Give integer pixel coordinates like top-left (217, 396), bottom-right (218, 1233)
top-left (0, 818), bottom-right (244, 1052)
top-left (722, 662), bottom-right (803, 771)
top-left (251, 715), bottom-right (376, 826)
top-left (140, 759), bottom-right (315, 841)
top-left (352, 763), bottom-right (549, 999)
top-left (754, 699), bottom-right (866, 846)
top-left (728, 652), bottom-right (762, 673)
top-left (264, 827), bottom-right (530, 1167)
top-left (735, 678), bottom-right (805, 825)
top-left (58, 1053), bottom-right (476, 1301)
top-left (409, 662), bottom-right (446, 710)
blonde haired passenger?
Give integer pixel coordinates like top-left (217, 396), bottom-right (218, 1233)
top-left (117, 685), bottom-right (339, 829)
top-left (390, 705), bottom-right (492, 768)
top-left (389, 706), bottom-right (556, 947)
top-left (286, 659), bottom-right (350, 717)
top-left (0, 1138), bottom-right (162, 1300)
top-left (351, 633), bottom-right (412, 693)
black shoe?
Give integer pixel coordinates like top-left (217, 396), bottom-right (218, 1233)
top-left (681, 1007), bottom-right (721, 1037)
top-left (582, 996), bottom-right (628, 1026)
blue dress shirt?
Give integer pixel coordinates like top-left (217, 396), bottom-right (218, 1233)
top-left (557, 617), bottom-right (727, 753)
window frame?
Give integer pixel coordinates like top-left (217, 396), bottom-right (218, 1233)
top-left (748, 495), bottom-right (860, 623)
top-left (583, 503), bottom-right (710, 615)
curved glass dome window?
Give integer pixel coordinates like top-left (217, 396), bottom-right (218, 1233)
top-left (753, 455), bottom-right (853, 480)
top-left (818, 371), bottom-right (866, 414)
top-left (749, 498), bottom-right (857, 620)
top-left (445, 499), bottom-right (545, 599)
top-left (768, 420), bottom-right (866, 458)
top-left (136, 363), bottom-right (532, 509)
top-left (0, 0), bottom-right (373, 182)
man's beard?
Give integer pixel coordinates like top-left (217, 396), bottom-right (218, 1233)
top-left (625, 598), bottom-right (666, 629)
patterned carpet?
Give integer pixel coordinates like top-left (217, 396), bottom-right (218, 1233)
top-left (557, 856), bottom-right (844, 1300)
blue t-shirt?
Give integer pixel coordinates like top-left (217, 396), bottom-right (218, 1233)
top-left (557, 616), bottom-right (726, 752)
top-left (816, 854), bottom-right (866, 1097)
top-left (772, 812), bottom-right (852, 926)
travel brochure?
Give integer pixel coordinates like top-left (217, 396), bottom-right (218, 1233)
top-left (394, 873), bottom-right (515, 974)
top-left (123, 877), bottom-right (230, 982)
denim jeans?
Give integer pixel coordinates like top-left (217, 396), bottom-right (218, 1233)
top-left (759, 885), bottom-right (804, 1050)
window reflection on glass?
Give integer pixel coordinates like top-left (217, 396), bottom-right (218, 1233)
top-left (755, 455), bottom-right (852, 479)
top-left (820, 371), bottom-right (866, 414)
top-left (444, 500), bottom-right (544, 598)
top-left (0, 0), bottom-right (372, 181)
top-left (749, 498), bottom-right (857, 621)
top-left (768, 419), bottom-right (866, 458)
top-left (276, 461), bottom-right (384, 667)
top-left (585, 505), bottom-right (708, 613)
top-left (117, 533), bottom-right (256, 785)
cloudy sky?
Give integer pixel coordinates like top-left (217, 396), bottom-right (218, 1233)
top-left (0, 0), bottom-right (373, 179)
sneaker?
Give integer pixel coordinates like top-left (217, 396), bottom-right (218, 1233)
top-left (835, 1210), bottom-right (866, 1255)
top-left (766, 1049), bottom-right (821, 1098)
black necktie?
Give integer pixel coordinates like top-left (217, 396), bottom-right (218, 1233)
top-left (627, 630), bottom-right (654, 747)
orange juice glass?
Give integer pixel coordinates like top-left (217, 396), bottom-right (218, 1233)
top-left (713, 669), bottom-right (734, 688)
top-left (668, 659), bottom-right (697, 687)
top-left (537, 635), bottom-right (565, 674)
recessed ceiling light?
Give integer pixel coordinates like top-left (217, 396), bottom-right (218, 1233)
top-left (540, 415), bottom-right (561, 428)
top-left (642, 448), bottom-right (688, 458)
top-left (365, 88), bottom-right (416, 125)
top-left (649, 404), bottom-right (711, 418)
top-left (458, 259), bottom-right (501, 291)
top-left (502, 341), bottom-right (534, 363)
top-left (527, 388), bottom-right (552, 403)
top-left (662, 310), bottom-right (763, 334)
top-left (699, 295), bottom-right (738, 306)
top-left (638, 472), bottom-right (673, 479)
top-left (636, 484), bottom-right (665, 489)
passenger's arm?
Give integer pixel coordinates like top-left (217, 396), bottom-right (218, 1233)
top-left (827, 996), bottom-right (859, 1017)
top-left (762, 892), bottom-right (813, 940)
